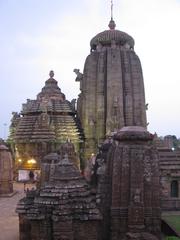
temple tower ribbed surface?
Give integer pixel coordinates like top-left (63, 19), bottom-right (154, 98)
top-left (77, 19), bottom-right (147, 159)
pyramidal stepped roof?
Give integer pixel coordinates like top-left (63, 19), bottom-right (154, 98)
top-left (37, 70), bottom-right (65, 101)
top-left (16, 154), bottom-right (102, 221)
top-left (10, 71), bottom-right (84, 143)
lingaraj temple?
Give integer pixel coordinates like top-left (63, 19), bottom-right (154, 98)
top-left (4, 10), bottom-right (180, 240)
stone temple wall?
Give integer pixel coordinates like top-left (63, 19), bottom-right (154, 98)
top-left (0, 144), bottom-right (13, 195)
top-left (16, 148), bottom-right (102, 240)
top-left (16, 127), bottom-right (161, 240)
top-left (93, 126), bottom-right (161, 240)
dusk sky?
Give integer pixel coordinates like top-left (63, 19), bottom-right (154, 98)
top-left (0, 0), bottom-right (180, 139)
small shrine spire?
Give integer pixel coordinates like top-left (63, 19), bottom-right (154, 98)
top-left (108, 0), bottom-right (116, 30)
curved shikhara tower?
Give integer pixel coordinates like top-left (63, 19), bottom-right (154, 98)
top-left (77, 18), bottom-right (147, 158)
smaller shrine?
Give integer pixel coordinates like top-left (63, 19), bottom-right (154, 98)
top-left (16, 147), bottom-right (102, 240)
top-left (92, 126), bottom-right (161, 240)
top-left (9, 71), bottom-right (84, 180)
top-left (0, 142), bottom-right (13, 195)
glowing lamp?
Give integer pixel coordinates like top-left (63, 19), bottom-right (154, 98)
top-left (27, 159), bottom-right (36, 164)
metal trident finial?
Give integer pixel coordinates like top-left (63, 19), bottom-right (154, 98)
top-left (111, 0), bottom-right (113, 20)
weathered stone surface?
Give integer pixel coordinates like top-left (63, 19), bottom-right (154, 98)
top-left (92, 127), bottom-right (161, 240)
top-left (76, 19), bottom-right (147, 159)
top-left (0, 144), bottom-right (13, 195)
top-left (125, 232), bottom-right (159, 240)
top-left (16, 111), bottom-right (162, 240)
top-left (151, 134), bottom-right (180, 210)
top-left (16, 153), bottom-right (102, 240)
top-left (154, 135), bottom-right (180, 210)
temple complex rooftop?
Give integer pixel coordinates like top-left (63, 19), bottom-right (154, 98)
top-left (10, 71), bottom-right (83, 144)
top-left (9, 71), bottom-right (84, 171)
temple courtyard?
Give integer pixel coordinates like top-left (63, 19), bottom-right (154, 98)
top-left (0, 182), bottom-right (36, 240)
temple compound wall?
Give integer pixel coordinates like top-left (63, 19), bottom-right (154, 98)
top-left (153, 134), bottom-right (180, 210)
top-left (159, 149), bottom-right (180, 210)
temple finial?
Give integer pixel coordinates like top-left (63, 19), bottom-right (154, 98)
top-left (111, 0), bottom-right (113, 20)
top-left (108, 0), bottom-right (116, 30)
top-left (49, 70), bottom-right (54, 78)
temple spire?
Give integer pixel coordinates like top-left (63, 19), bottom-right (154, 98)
top-left (108, 0), bottom-right (116, 30)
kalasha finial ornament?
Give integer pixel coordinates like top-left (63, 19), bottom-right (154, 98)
top-left (49, 70), bottom-right (54, 78)
top-left (108, 19), bottom-right (116, 30)
top-left (108, 0), bottom-right (116, 30)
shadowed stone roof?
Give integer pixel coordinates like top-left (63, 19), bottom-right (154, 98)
top-left (16, 155), bottom-right (102, 221)
top-left (21, 99), bottom-right (74, 114)
top-left (0, 144), bottom-right (9, 151)
top-left (159, 149), bottom-right (180, 173)
top-left (13, 112), bottom-right (83, 143)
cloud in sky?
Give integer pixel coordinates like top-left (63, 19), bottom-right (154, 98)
top-left (0, 0), bottom-right (180, 139)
